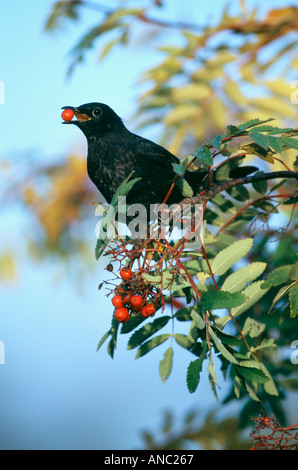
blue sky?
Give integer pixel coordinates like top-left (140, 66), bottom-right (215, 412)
top-left (0, 0), bottom-right (297, 450)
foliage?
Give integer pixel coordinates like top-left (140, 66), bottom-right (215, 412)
top-left (0, 0), bottom-right (297, 445)
top-left (45, 1), bottom-right (298, 156)
top-left (95, 118), bottom-right (298, 411)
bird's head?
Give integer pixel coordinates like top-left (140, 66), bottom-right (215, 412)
top-left (61, 102), bottom-right (125, 138)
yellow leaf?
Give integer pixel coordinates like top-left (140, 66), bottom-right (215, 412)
top-left (251, 97), bottom-right (295, 118)
top-left (208, 97), bottom-right (227, 130)
top-left (207, 51), bottom-right (236, 68)
top-left (240, 63), bottom-right (257, 84)
top-left (165, 105), bottom-right (197, 126)
top-left (224, 80), bottom-right (247, 104)
top-left (266, 80), bottom-right (293, 99)
top-left (0, 252), bottom-right (17, 283)
top-left (172, 83), bottom-right (211, 103)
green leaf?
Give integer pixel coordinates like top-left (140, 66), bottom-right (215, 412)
top-left (235, 365), bottom-right (269, 384)
top-left (222, 262), bottom-right (267, 293)
top-left (208, 326), bottom-right (238, 364)
top-left (252, 172), bottom-right (268, 194)
top-left (95, 237), bottom-right (110, 260)
top-left (261, 265), bottom-right (293, 289)
top-left (289, 262), bottom-right (298, 281)
top-left (175, 333), bottom-right (195, 349)
top-left (96, 329), bottom-right (111, 352)
top-left (237, 117), bottom-right (274, 131)
top-left (111, 173), bottom-right (142, 205)
top-left (176, 177), bottom-right (194, 197)
top-left (207, 354), bottom-right (219, 401)
top-left (107, 316), bottom-right (120, 359)
top-left (172, 162), bottom-right (186, 175)
top-left (175, 307), bottom-right (193, 321)
top-left (230, 281), bottom-right (269, 319)
top-left (194, 145), bottom-right (213, 166)
top-left (211, 238), bottom-right (253, 276)
top-left (268, 283), bottom-right (294, 313)
top-left (244, 382), bottom-right (260, 402)
top-left (209, 134), bottom-right (222, 148)
top-left (250, 133), bottom-right (283, 153)
top-left (127, 316), bottom-right (171, 349)
top-left (159, 347), bottom-right (174, 383)
top-left (226, 185), bottom-right (250, 202)
top-left (199, 291), bottom-right (246, 312)
top-left (186, 345), bottom-right (206, 393)
top-left (135, 334), bottom-right (171, 359)
top-left (280, 136), bottom-right (298, 150)
top-left (289, 282), bottom-right (298, 318)
top-left (242, 317), bottom-right (266, 338)
top-left (192, 309), bottom-right (206, 330)
top-left (249, 125), bottom-right (293, 134)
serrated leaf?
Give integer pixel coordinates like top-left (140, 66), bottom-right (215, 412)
top-left (268, 283), bottom-right (294, 313)
top-left (127, 316), bottom-right (171, 349)
top-left (199, 291), bottom-right (246, 311)
top-left (192, 309), bottom-right (206, 330)
top-left (211, 238), bottom-right (253, 276)
top-left (289, 262), bottom-right (298, 281)
top-left (234, 375), bottom-right (242, 398)
top-left (159, 347), bottom-right (174, 383)
top-left (176, 177), bottom-right (194, 197)
top-left (96, 329), bottom-right (111, 352)
top-left (222, 262), bottom-right (267, 293)
top-left (261, 265), bottom-right (292, 289)
top-left (280, 136), bottom-right (298, 150)
top-left (230, 281), bottom-right (269, 319)
top-left (226, 185), bottom-right (250, 202)
top-left (244, 382), bottom-right (260, 402)
top-left (186, 351), bottom-right (206, 393)
top-left (194, 145), bottom-right (213, 166)
top-left (250, 133), bottom-right (283, 153)
top-left (207, 354), bottom-right (219, 401)
top-left (235, 365), bottom-right (268, 384)
top-left (135, 334), bottom-right (171, 358)
top-left (95, 237), bottom-right (110, 260)
top-left (175, 307), bottom-right (193, 321)
top-left (107, 316), bottom-right (120, 359)
top-left (175, 333), bottom-right (195, 349)
top-left (237, 117), bottom-right (274, 131)
top-left (289, 282), bottom-right (298, 318)
top-left (209, 134), bottom-right (222, 148)
top-left (208, 326), bottom-right (238, 364)
top-left (252, 172), bottom-right (268, 194)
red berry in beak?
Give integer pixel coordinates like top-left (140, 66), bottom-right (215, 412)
top-left (61, 109), bottom-right (74, 122)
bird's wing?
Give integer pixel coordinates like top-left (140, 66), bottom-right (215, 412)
top-left (135, 136), bottom-right (180, 167)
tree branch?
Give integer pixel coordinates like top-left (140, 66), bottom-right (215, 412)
top-left (180, 171), bottom-right (298, 206)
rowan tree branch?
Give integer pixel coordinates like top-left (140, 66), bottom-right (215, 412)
top-left (180, 171), bottom-right (298, 206)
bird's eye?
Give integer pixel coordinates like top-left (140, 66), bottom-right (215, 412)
top-left (92, 107), bottom-right (102, 117)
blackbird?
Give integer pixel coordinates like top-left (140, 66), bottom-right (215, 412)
top-left (61, 102), bottom-right (208, 212)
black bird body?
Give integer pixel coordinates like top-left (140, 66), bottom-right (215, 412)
top-left (62, 103), bottom-right (206, 210)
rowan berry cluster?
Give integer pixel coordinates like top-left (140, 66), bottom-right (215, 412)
top-left (111, 267), bottom-right (159, 323)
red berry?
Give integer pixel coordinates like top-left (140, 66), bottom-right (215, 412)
top-left (111, 295), bottom-right (124, 308)
top-left (114, 307), bottom-right (130, 323)
top-left (61, 109), bottom-right (74, 122)
top-left (130, 295), bottom-right (143, 311)
top-left (122, 291), bottom-right (133, 305)
top-left (264, 417), bottom-right (270, 423)
top-left (120, 267), bottom-right (133, 280)
top-left (142, 303), bottom-right (156, 317)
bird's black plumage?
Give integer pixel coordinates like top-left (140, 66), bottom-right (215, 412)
top-left (62, 102), bottom-right (208, 210)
